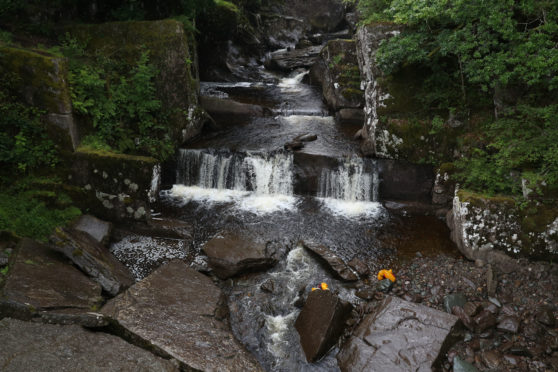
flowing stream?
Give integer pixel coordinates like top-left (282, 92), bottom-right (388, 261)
top-left (112, 63), bottom-right (457, 371)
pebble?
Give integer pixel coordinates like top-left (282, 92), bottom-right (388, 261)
top-left (496, 316), bottom-right (520, 334)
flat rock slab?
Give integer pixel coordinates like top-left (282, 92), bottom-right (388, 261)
top-left (295, 289), bottom-right (352, 362)
top-left (101, 260), bottom-right (262, 371)
top-left (50, 227), bottom-right (134, 296)
top-left (337, 296), bottom-right (461, 372)
top-left (0, 238), bottom-right (105, 326)
top-left (202, 233), bottom-right (278, 279)
top-left (300, 240), bottom-right (358, 281)
top-left (266, 45), bottom-right (323, 71)
top-left (0, 318), bottom-right (178, 371)
top-left (72, 214), bottom-right (112, 246)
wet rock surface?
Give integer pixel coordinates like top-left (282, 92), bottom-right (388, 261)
top-left (200, 96), bottom-right (266, 120)
top-left (0, 238), bottom-right (104, 326)
top-left (0, 318), bottom-right (178, 371)
top-left (49, 227), bottom-right (134, 296)
top-left (101, 260), bottom-right (262, 371)
top-left (295, 289), bottom-right (352, 362)
top-left (72, 214), bottom-right (112, 246)
top-left (337, 295), bottom-right (461, 371)
top-left (202, 233), bottom-right (279, 279)
top-left (386, 254), bottom-right (558, 371)
top-left (300, 240), bottom-right (358, 281)
top-left (266, 45), bottom-right (323, 71)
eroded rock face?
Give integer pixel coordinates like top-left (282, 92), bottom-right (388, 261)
top-left (49, 227), bottom-right (134, 296)
top-left (202, 233), bottom-right (278, 279)
top-left (101, 260), bottom-right (262, 371)
top-left (300, 240), bottom-right (358, 281)
top-left (72, 214), bottom-right (112, 246)
top-left (337, 296), bottom-right (461, 371)
top-left (0, 318), bottom-right (178, 371)
top-left (0, 238), bottom-right (104, 326)
top-left (266, 45), bottom-right (323, 71)
top-left (280, 0), bottom-right (346, 32)
top-left (295, 289), bottom-right (352, 362)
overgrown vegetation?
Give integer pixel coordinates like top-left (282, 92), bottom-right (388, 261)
top-left (61, 35), bottom-right (173, 160)
top-left (0, 73), bottom-right (59, 174)
top-left (0, 177), bottom-right (81, 241)
top-left (353, 0), bottom-right (558, 197)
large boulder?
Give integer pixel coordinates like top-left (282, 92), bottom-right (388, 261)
top-left (0, 318), bottom-right (178, 371)
top-left (101, 260), bottom-right (263, 371)
top-left (447, 190), bottom-right (558, 261)
top-left (310, 39), bottom-right (364, 112)
top-left (200, 96), bottom-right (266, 122)
top-left (202, 233), bottom-right (279, 279)
top-left (72, 214), bottom-right (112, 246)
top-left (337, 296), bottom-right (462, 371)
top-left (0, 46), bottom-right (77, 151)
top-left (300, 240), bottom-right (358, 281)
top-left (0, 238), bottom-right (104, 326)
top-left (265, 45), bottom-right (323, 71)
top-left (49, 227), bottom-right (134, 296)
top-left (295, 289), bottom-right (352, 362)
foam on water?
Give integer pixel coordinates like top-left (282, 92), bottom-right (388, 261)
top-left (165, 184), bottom-right (297, 214)
top-left (319, 197), bottom-right (384, 218)
top-left (265, 312), bottom-right (298, 358)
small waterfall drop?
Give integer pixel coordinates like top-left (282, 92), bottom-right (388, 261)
top-left (318, 157), bottom-right (379, 202)
top-left (176, 149), bottom-right (294, 196)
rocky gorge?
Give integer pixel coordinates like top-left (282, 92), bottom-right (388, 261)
top-left (1, 0), bottom-right (557, 371)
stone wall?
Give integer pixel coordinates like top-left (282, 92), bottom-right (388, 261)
top-left (69, 149), bottom-right (160, 222)
top-left (447, 190), bottom-right (558, 261)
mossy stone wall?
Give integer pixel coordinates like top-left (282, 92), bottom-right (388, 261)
top-left (66, 19), bottom-right (205, 144)
top-left (69, 148), bottom-right (160, 222)
top-left (0, 46), bottom-right (78, 151)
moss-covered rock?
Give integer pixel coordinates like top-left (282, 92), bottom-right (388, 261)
top-left (66, 19), bottom-right (205, 144)
top-left (0, 46), bottom-right (77, 151)
top-left (68, 147), bottom-right (160, 222)
top-left (310, 39), bottom-right (363, 113)
top-left (447, 190), bottom-right (558, 261)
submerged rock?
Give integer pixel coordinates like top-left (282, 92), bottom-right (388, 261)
top-left (337, 296), bottom-right (461, 371)
top-left (0, 238), bottom-right (104, 326)
top-left (444, 293), bottom-right (467, 313)
top-left (202, 233), bottom-right (278, 279)
top-left (300, 241), bottom-right (358, 281)
top-left (72, 214), bottom-right (112, 246)
top-left (295, 289), bottom-right (352, 362)
top-left (49, 227), bottom-right (134, 296)
top-left (101, 260), bottom-right (262, 371)
top-left (0, 318), bottom-right (178, 371)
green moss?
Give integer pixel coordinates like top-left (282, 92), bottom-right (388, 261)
top-left (341, 88), bottom-right (364, 101)
top-left (520, 202), bottom-right (558, 234)
top-left (24, 259), bottom-right (36, 265)
top-left (72, 248), bottom-right (83, 257)
top-left (438, 162), bottom-right (456, 174)
top-left (0, 46), bottom-right (71, 113)
top-left (457, 189), bottom-right (516, 208)
top-left (76, 146), bottom-right (157, 164)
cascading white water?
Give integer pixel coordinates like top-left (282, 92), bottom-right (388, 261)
top-left (176, 149), bottom-right (294, 195)
top-left (318, 157), bottom-right (379, 202)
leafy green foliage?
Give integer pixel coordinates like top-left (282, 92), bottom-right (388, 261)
top-left (454, 105), bottom-right (558, 195)
top-left (0, 74), bottom-right (58, 173)
top-left (63, 37), bottom-right (173, 160)
top-left (0, 189), bottom-right (81, 241)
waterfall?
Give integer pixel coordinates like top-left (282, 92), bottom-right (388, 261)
top-left (176, 149), bottom-right (293, 196)
top-left (318, 157), bottom-right (379, 202)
